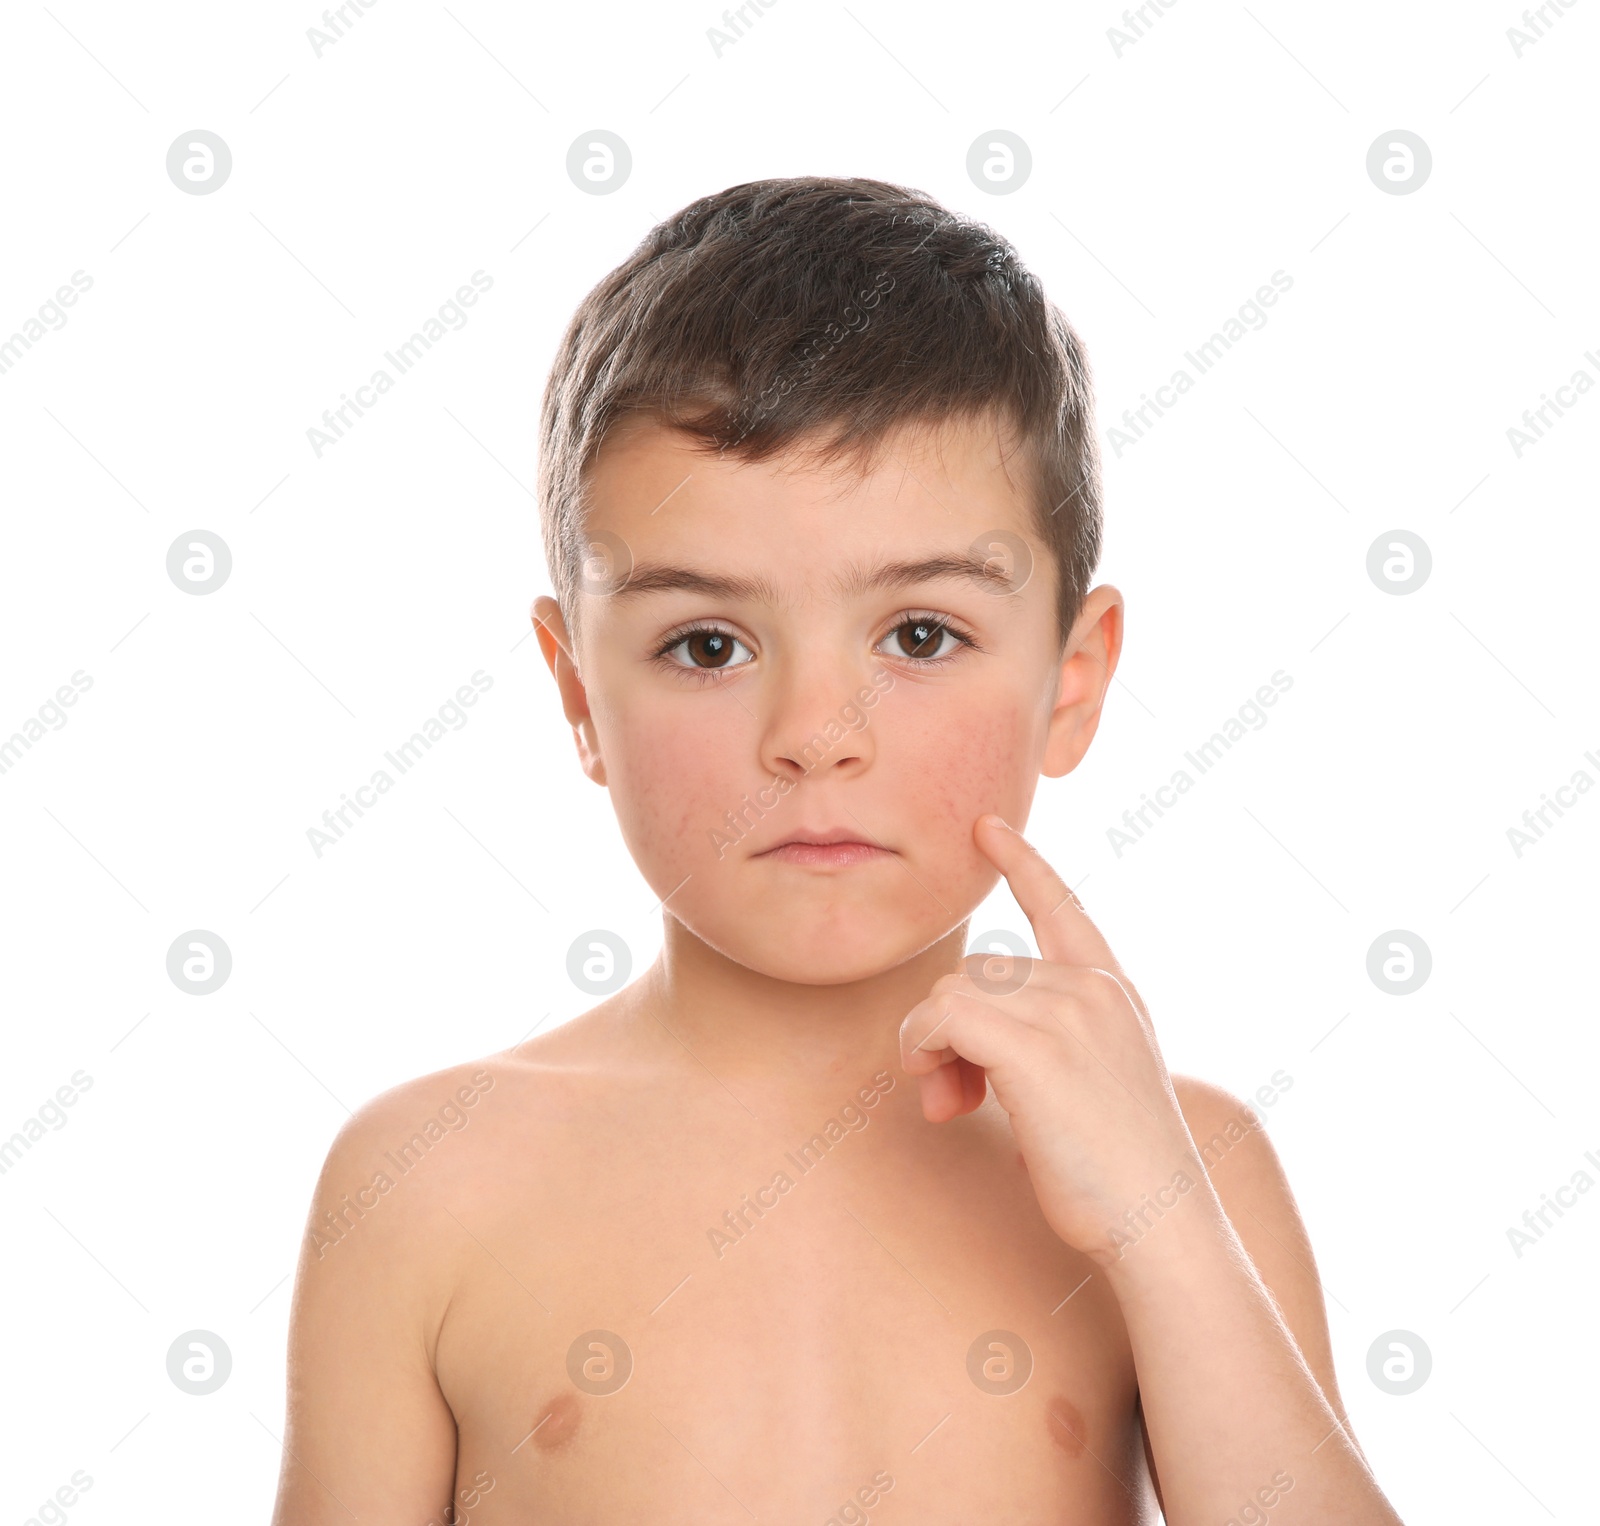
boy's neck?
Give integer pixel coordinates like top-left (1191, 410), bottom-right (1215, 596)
top-left (624, 914), bottom-right (973, 1110)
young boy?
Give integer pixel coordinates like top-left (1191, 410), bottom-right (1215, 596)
top-left (270, 178), bottom-right (1404, 1524)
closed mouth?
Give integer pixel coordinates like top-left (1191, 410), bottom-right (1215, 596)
top-left (755, 832), bottom-right (893, 866)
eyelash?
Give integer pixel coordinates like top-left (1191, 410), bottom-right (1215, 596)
top-left (649, 624), bottom-right (746, 685)
top-left (651, 610), bottom-right (982, 684)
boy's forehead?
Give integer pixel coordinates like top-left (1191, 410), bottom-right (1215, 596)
top-left (583, 412), bottom-right (1039, 580)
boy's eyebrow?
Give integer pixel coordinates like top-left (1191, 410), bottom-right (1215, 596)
top-left (606, 563), bottom-right (780, 603)
top-left (837, 553), bottom-right (1018, 598)
top-left (608, 552), bottom-right (1015, 604)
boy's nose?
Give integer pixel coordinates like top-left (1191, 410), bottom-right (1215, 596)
top-left (758, 665), bottom-right (879, 782)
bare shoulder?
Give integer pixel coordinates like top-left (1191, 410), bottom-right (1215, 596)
top-left (1169, 1072), bottom-right (1350, 1424)
top-left (1169, 1071), bottom-right (1294, 1186)
top-left (270, 1057), bottom-right (526, 1524)
top-left (289, 997), bottom-right (681, 1393)
top-left (1168, 1071), bottom-right (1310, 1278)
top-left (310, 1026), bottom-right (611, 1256)
top-left (271, 1023), bottom-right (631, 1523)
top-left (309, 1057), bottom-right (508, 1256)
top-left (305, 1014), bottom-right (673, 1322)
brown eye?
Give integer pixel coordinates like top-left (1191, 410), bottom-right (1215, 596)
top-left (661, 628), bottom-right (754, 671)
top-left (893, 618), bottom-right (952, 660)
top-left (687, 631), bottom-right (733, 667)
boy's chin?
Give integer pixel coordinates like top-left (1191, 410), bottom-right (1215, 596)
top-left (685, 907), bottom-right (957, 988)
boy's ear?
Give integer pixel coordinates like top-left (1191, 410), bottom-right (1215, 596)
top-left (1042, 584), bottom-right (1124, 779)
top-left (531, 595), bottom-right (607, 787)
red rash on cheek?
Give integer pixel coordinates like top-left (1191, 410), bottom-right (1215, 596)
top-left (889, 688), bottom-right (1036, 832)
top-left (588, 659), bottom-right (1049, 959)
top-left (599, 707), bottom-right (786, 905)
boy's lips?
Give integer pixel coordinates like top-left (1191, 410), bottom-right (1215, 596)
top-left (754, 828), bottom-right (894, 868)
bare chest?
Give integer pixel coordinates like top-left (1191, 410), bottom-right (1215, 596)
top-left (433, 1095), bottom-right (1155, 1524)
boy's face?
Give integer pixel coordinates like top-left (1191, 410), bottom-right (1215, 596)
top-left (536, 411), bottom-right (1121, 987)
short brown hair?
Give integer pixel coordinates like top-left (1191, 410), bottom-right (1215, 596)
top-left (537, 175), bottom-right (1103, 647)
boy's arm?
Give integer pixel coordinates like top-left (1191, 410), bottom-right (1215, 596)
top-left (1134, 1077), bottom-right (1373, 1505)
top-left (268, 1090), bottom-right (462, 1525)
top-left (902, 817), bottom-right (1403, 1525)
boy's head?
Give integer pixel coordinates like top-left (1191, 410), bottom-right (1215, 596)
top-left (534, 176), bottom-right (1122, 986)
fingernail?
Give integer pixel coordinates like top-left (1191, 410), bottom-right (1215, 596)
top-left (981, 813), bottom-right (1012, 832)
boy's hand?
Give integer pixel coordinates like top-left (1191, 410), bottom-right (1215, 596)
top-left (900, 814), bottom-right (1198, 1262)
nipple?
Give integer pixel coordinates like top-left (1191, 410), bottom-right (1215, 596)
top-left (1045, 1393), bottom-right (1087, 1458)
top-left (519, 1390), bottom-right (582, 1455)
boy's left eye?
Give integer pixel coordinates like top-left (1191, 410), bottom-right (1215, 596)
top-left (875, 617), bottom-right (965, 662)
top-left (660, 628), bottom-right (755, 670)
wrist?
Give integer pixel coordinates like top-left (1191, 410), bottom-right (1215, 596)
top-left (1089, 1165), bottom-right (1238, 1295)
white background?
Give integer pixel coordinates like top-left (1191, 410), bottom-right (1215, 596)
top-left (1, 1), bottom-right (1596, 1520)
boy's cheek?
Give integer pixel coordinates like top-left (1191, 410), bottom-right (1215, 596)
top-left (591, 689), bottom-right (1045, 980)
top-left (597, 703), bottom-right (747, 863)
top-left (882, 688), bottom-right (1041, 829)
top-left (595, 680), bottom-right (1043, 904)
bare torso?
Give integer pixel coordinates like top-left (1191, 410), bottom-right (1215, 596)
top-left (407, 1005), bottom-right (1159, 1524)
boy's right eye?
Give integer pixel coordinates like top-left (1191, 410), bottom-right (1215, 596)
top-left (657, 626), bottom-right (755, 672)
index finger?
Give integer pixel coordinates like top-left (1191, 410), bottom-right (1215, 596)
top-left (973, 814), bottom-right (1120, 975)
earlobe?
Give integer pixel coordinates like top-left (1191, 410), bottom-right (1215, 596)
top-left (1041, 586), bottom-right (1124, 779)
